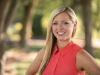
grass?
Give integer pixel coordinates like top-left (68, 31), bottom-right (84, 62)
top-left (28, 45), bottom-right (43, 51)
top-left (11, 62), bottom-right (31, 75)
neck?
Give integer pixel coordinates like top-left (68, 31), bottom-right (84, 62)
top-left (57, 39), bottom-right (71, 49)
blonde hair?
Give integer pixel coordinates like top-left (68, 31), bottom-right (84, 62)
top-left (37, 6), bottom-right (77, 75)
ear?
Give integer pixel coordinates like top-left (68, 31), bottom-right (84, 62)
top-left (74, 21), bottom-right (77, 27)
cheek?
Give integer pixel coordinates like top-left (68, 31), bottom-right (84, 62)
top-left (69, 27), bottom-right (73, 31)
top-left (65, 25), bottom-right (72, 31)
top-left (65, 26), bottom-right (74, 34)
top-left (52, 26), bottom-right (55, 34)
top-left (68, 24), bottom-right (74, 30)
top-left (52, 25), bottom-right (56, 31)
top-left (52, 26), bottom-right (53, 30)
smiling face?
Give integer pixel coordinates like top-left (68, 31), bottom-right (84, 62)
top-left (52, 12), bottom-right (76, 42)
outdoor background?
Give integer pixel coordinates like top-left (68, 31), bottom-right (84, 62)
top-left (0, 0), bottom-right (100, 75)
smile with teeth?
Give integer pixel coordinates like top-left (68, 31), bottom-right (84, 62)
top-left (57, 32), bottom-right (65, 35)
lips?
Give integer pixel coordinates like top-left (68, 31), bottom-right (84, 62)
top-left (57, 32), bottom-right (65, 35)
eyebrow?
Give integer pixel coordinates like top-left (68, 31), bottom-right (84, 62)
top-left (53, 20), bottom-right (69, 22)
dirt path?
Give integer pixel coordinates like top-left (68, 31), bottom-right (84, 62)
top-left (5, 50), bottom-right (37, 75)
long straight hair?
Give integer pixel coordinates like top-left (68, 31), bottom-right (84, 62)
top-left (37, 6), bottom-right (77, 75)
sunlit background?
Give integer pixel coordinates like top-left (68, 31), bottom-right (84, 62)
top-left (0, 0), bottom-right (100, 75)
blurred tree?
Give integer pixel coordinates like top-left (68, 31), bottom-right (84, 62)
top-left (0, 1), bottom-right (10, 75)
top-left (20, 0), bottom-right (39, 48)
top-left (81, 0), bottom-right (93, 55)
top-left (36, 0), bottom-right (62, 15)
top-left (4, 0), bottom-right (20, 31)
top-left (70, 0), bottom-right (81, 9)
top-left (32, 14), bottom-right (43, 38)
top-left (0, 0), bottom-right (19, 74)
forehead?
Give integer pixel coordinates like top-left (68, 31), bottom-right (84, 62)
top-left (53, 12), bottom-right (70, 21)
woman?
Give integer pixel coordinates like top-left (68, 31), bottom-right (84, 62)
top-left (25, 6), bottom-right (100, 75)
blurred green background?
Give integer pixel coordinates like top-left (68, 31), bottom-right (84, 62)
top-left (0, 0), bottom-right (100, 75)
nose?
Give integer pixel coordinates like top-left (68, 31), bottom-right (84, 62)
top-left (58, 23), bottom-right (63, 30)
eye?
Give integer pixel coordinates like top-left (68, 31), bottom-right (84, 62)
top-left (53, 22), bottom-right (58, 25)
top-left (64, 22), bottom-right (68, 24)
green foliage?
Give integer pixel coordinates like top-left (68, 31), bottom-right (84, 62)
top-left (92, 0), bottom-right (100, 39)
top-left (9, 0), bottom-right (100, 40)
top-left (92, 29), bottom-right (99, 39)
top-left (74, 15), bottom-right (85, 39)
top-left (14, 2), bottom-right (24, 23)
top-left (32, 14), bottom-right (43, 38)
top-left (93, 48), bottom-right (100, 58)
top-left (36, 0), bottom-right (62, 14)
top-left (41, 14), bottom-right (49, 37)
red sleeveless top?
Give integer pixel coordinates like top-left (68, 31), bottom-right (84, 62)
top-left (42, 41), bottom-right (86, 75)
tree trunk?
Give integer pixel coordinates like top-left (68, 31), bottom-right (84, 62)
top-left (3, 0), bottom-right (20, 49)
top-left (20, 0), bottom-right (39, 48)
top-left (0, 0), bottom-right (19, 74)
top-left (4, 0), bottom-right (20, 32)
top-left (71, 0), bottom-right (81, 10)
top-left (81, 0), bottom-right (93, 55)
top-left (0, 0), bottom-right (10, 75)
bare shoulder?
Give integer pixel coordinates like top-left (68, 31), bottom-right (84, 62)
top-left (76, 49), bottom-right (100, 75)
top-left (37, 47), bottom-right (45, 60)
top-left (25, 47), bottom-right (45, 75)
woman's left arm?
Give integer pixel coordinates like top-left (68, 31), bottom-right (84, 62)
top-left (76, 50), bottom-right (100, 75)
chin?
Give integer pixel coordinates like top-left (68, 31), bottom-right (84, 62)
top-left (57, 38), bottom-right (65, 41)
top-left (57, 37), bottom-right (70, 41)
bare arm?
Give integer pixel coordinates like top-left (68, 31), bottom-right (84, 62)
top-left (25, 47), bottom-right (45, 75)
top-left (76, 50), bottom-right (100, 75)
